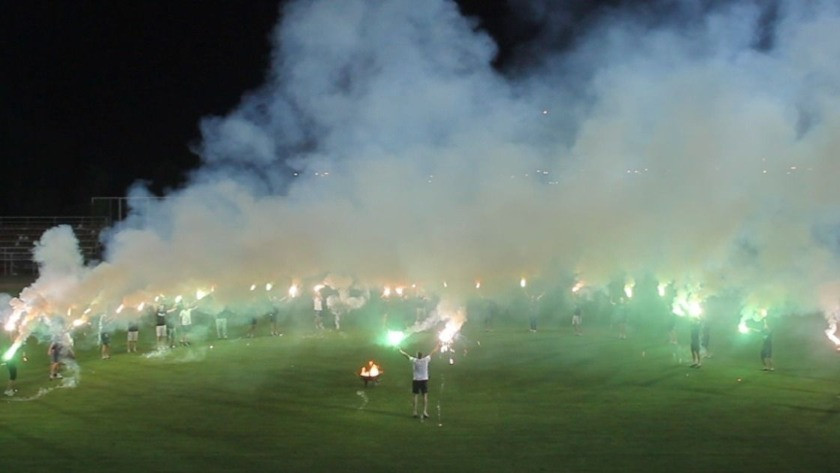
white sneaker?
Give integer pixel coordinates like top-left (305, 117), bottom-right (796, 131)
top-left (4, 389), bottom-right (14, 396)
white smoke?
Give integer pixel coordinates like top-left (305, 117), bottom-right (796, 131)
top-left (9, 0), bottom-right (840, 336)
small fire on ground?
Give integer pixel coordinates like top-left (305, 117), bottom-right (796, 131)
top-left (359, 361), bottom-right (382, 386)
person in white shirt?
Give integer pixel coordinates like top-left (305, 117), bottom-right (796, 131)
top-left (313, 294), bottom-right (325, 330)
top-left (399, 344), bottom-right (440, 419)
top-left (179, 305), bottom-right (194, 346)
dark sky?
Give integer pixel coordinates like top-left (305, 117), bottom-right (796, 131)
top-left (0, 0), bottom-right (620, 217)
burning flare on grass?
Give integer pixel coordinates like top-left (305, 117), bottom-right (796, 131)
top-left (360, 361), bottom-right (381, 378)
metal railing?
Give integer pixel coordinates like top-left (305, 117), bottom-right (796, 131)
top-left (0, 216), bottom-right (110, 276)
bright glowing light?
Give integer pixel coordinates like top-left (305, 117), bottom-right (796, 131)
top-left (688, 301), bottom-right (702, 317)
top-left (520, 278), bottom-right (527, 288)
top-left (572, 282), bottom-right (584, 293)
top-left (395, 287), bottom-right (405, 297)
top-left (265, 283), bottom-right (274, 291)
top-left (382, 286), bottom-right (392, 298)
top-left (314, 284), bottom-right (325, 292)
top-left (386, 330), bottom-right (406, 347)
top-left (137, 302), bottom-right (146, 311)
top-left (475, 281), bottom-right (481, 289)
top-left (2, 340), bottom-right (22, 362)
top-left (4, 308), bottom-right (23, 332)
top-left (738, 306), bottom-right (767, 333)
top-left (288, 284), bottom-right (299, 298)
top-left (624, 280), bottom-right (635, 299)
top-left (175, 295), bottom-right (183, 304)
top-left (72, 318), bottom-right (86, 328)
top-left (438, 322), bottom-right (460, 345)
top-left (196, 289), bottom-right (209, 300)
top-left (443, 281), bottom-right (448, 288)
top-left (825, 319), bottom-right (840, 346)
top-left (83, 307), bottom-right (92, 315)
top-left (672, 292), bottom-right (703, 318)
top-left (250, 284), bottom-right (257, 291)
top-left (116, 304), bottom-right (125, 314)
top-left (657, 283), bottom-right (667, 297)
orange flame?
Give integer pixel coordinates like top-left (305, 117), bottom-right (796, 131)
top-left (360, 360), bottom-right (382, 378)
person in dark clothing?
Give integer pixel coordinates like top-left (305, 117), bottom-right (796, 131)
top-left (760, 320), bottom-right (774, 371)
top-left (689, 319), bottom-right (702, 368)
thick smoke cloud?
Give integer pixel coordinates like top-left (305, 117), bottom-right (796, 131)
top-left (8, 0), bottom-right (840, 337)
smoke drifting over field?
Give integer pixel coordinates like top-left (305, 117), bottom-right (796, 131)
top-left (6, 0), bottom-right (840, 337)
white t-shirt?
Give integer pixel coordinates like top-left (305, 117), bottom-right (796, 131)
top-left (410, 356), bottom-right (431, 381)
top-left (313, 297), bottom-right (323, 311)
top-left (180, 308), bottom-right (192, 326)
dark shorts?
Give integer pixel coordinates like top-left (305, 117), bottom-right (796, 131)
top-left (51, 347), bottom-right (62, 363)
top-left (412, 380), bottom-right (428, 394)
top-left (8, 361), bottom-right (17, 381)
top-left (101, 333), bottom-right (111, 345)
top-left (690, 341), bottom-right (700, 352)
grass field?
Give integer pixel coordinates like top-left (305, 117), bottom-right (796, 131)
top-left (2, 313), bottom-right (839, 472)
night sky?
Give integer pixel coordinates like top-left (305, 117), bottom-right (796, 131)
top-left (0, 0), bottom-right (624, 216)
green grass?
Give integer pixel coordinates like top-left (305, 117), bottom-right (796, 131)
top-left (2, 317), bottom-right (839, 472)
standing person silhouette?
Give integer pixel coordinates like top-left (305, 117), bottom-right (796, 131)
top-left (399, 343), bottom-right (440, 419)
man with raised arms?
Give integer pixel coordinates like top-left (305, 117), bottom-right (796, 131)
top-left (399, 343), bottom-right (440, 419)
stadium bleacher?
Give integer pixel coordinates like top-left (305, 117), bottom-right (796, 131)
top-left (0, 216), bottom-right (109, 276)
